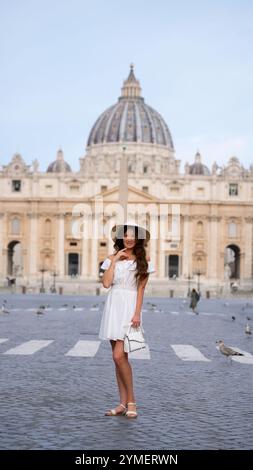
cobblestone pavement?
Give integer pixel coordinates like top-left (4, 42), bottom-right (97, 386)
top-left (0, 294), bottom-right (252, 450)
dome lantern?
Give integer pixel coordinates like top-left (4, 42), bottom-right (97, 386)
top-left (121, 63), bottom-right (142, 99)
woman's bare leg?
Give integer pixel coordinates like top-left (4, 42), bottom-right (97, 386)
top-left (111, 340), bottom-right (128, 407)
top-left (112, 340), bottom-right (136, 415)
top-left (105, 340), bottom-right (127, 414)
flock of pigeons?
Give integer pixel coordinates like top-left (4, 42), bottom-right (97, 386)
top-left (1, 298), bottom-right (252, 360)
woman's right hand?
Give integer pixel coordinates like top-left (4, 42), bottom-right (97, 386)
top-left (113, 248), bottom-right (129, 262)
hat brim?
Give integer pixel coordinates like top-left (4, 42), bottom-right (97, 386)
top-left (111, 223), bottom-right (150, 241)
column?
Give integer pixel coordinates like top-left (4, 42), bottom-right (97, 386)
top-left (81, 230), bottom-right (89, 277)
top-left (108, 236), bottom-right (114, 255)
top-left (207, 216), bottom-right (220, 279)
top-left (150, 238), bottom-right (157, 272)
top-left (244, 217), bottom-right (253, 279)
top-left (158, 238), bottom-right (165, 278)
top-left (28, 213), bottom-right (38, 276)
top-left (91, 237), bottom-right (98, 277)
top-left (182, 215), bottom-right (192, 277)
top-left (149, 215), bottom-right (157, 274)
top-left (58, 214), bottom-right (65, 277)
top-left (0, 213), bottom-right (5, 278)
top-left (91, 217), bottom-right (98, 278)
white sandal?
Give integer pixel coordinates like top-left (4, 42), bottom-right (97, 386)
top-left (105, 403), bottom-right (126, 416)
top-left (126, 402), bottom-right (138, 419)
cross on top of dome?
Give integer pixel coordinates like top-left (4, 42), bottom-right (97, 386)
top-left (121, 63), bottom-right (142, 98)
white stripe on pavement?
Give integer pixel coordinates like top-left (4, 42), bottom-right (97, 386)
top-left (65, 340), bottom-right (101, 357)
top-left (0, 338), bottom-right (9, 344)
top-left (4, 340), bottom-right (54, 355)
top-left (170, 311), bottom-right (179, 315)
top-left (129, 344), bottom-right (151, 360)
top-left (230, 347), bottom-right (253, 364)
top-left (171, 344), bottom-right (211, 362)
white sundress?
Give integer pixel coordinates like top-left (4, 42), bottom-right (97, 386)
top-left (98, 258), bottom-right (156, 341)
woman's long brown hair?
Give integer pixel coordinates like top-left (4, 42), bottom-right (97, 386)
top-left (113, 225), bottom-right (149, 285)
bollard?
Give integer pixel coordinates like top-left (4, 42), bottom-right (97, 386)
top-left (206, 290), bottom-right (210, 299)
top-left (170, 290), bottom-right (174, 298)
top-left (22, 286), bottom-right (26, 294)
top-left (59, 286), bottom-right (63, 295)
top-left (96, 287), bottom-right (100, 296)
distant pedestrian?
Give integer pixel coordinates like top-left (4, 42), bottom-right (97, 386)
top-left (190, 288), bottom-right (200, 313)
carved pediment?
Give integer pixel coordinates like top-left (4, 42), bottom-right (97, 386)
top-left (221, 156), bottom-right (244, 178)
top-left (2, 154), bottom-right (30, 175)
top-left (91, 185), bottom-right (158, 203)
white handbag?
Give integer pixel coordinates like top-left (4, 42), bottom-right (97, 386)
top-left (123, 323), bottom-right (146, 353)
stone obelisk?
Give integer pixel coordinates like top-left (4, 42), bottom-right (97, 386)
top-left (118, 64), bottom-right (141, 224)
top-left (118, 145), bottom-right (128, 223)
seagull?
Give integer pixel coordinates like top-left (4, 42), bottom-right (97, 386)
top-left (245, 324), bottom-right (252, 335)
top-left (246, 316), bottom-right (251, 321)
top-left (1, 304), bottom-right (10, 314)
top-left (216, 340), bottom-right (244, 358)
top-left (231, 316), bottom-right (236, 321)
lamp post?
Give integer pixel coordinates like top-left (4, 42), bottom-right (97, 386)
top-left (51, 269), bottom-right (58, 293)
top-left (196, 270), bottom-right (201, 294)
top-left (39, 267), bottom-right (47, 293)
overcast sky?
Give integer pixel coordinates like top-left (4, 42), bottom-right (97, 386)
top-left (0, 0), bottom-right (252, 172)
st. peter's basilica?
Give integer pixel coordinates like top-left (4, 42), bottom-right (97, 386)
top-left (0, 66), bottom-right (252, 295)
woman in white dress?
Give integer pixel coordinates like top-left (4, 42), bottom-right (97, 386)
top-left (99, 223), bottom-right (155, 419)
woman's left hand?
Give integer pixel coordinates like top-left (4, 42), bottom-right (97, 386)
top-left (131, 314), bottom-right (141, 328)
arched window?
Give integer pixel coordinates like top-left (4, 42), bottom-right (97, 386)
top-left (228, 222), bottom-right (237, 238)
top-left (196, 221), bottom-right (204, 237)
top-left (45, 219), bottom-right (52, 236)
top-left (11, 218), bottom-right (21, 235)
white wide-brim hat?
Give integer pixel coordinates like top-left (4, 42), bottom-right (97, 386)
top-left (111, 221), bottom-right (150, 242)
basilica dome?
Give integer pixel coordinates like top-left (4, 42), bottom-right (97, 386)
top-left (87, 65), bottom-right (174, 150)
top-left (189, 152), bottom-right (210, 176)
top-left (47, 149), bottom-right (72, 173)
